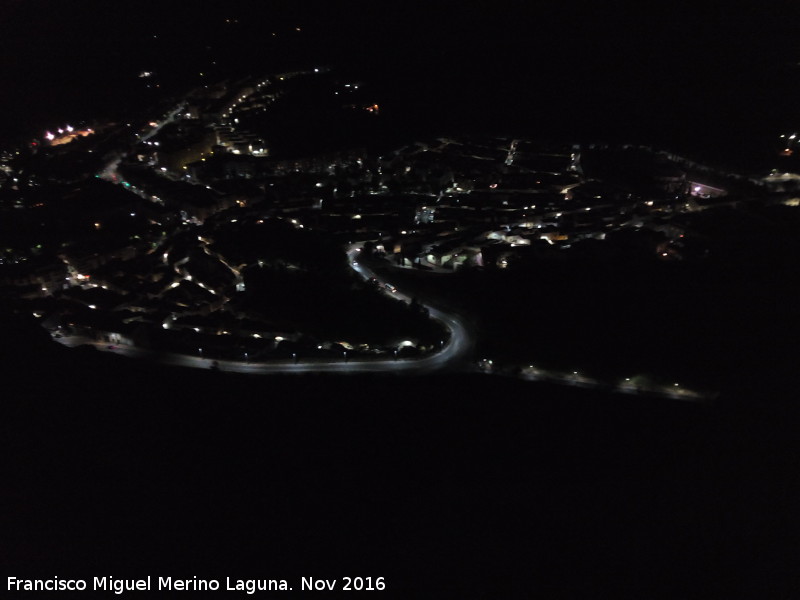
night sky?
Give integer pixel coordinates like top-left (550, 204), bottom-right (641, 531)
top-left (2, 1), bottom-right (800, 166)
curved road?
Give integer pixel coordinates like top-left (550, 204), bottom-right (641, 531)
top-left (56, 245), bottom-right (474, 375)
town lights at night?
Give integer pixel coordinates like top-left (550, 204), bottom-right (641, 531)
top-left (1, 7), bottom-right (785, 597)
top-left (43, 126), bottom-right (94, 146)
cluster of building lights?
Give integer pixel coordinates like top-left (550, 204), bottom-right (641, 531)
top-left (43, 125), bottom-right (94, 146)
top-left (780, 132), bottom-right (798, 156)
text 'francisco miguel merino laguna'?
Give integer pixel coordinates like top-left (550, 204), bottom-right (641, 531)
top-left (9, 577), bottom-right (289, 594)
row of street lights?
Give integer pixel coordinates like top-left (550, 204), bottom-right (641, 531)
top-left (194, 346), bottom-right (424, 364)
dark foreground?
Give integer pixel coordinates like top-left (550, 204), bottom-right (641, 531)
top-left (1, 322), bottom-right (798, 599)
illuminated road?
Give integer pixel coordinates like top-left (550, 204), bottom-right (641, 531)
top-left (52, 248), bottom-right (706, 398)
top-left (345, 245), bottom-right (474, 371)
top-left (56, 336), bottom-right (471, 375)
top-left (98, 102), bottom-right (185, 185)
top-left (54, 245), bottom-right (474, 375)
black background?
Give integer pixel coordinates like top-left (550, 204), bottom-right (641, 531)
top-left (2, 1), bottom-right (800, 167)
top-left (2, 2), bottom-right (800, 597)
